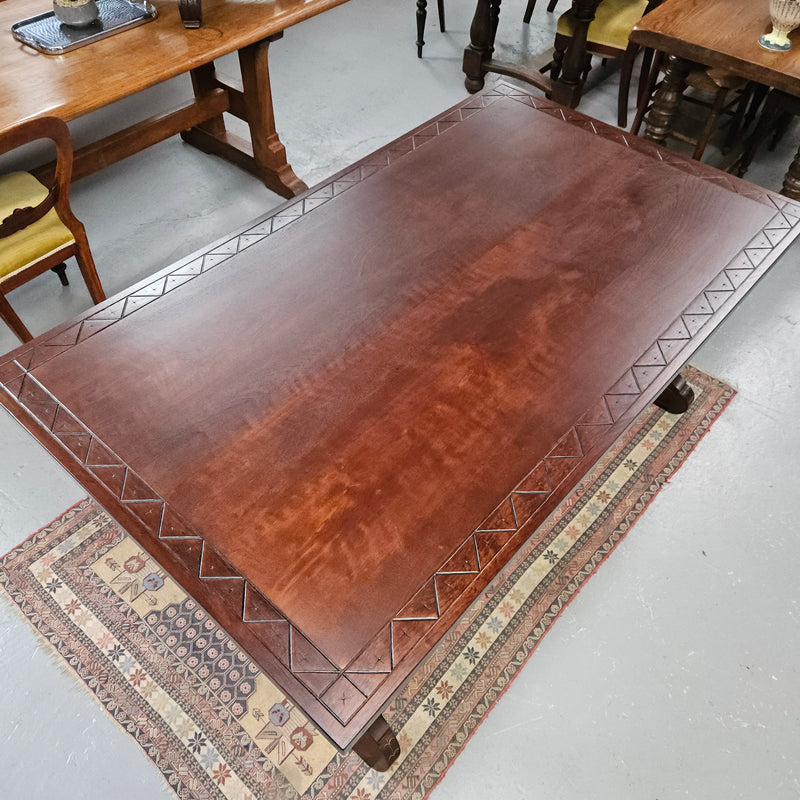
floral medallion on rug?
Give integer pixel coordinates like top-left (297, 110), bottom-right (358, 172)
top-left (0, 364), bottom-right (733, 800)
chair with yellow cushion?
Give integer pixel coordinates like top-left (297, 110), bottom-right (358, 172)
top-left (1, 116), bottom-right (105, 343)
top-left (550, 0), bottom-right (661, 128)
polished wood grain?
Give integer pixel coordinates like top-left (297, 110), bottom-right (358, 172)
top-left (1, 0), bottom-right (348, 196)
top-left (631, 0), bottom-right (800, 93)
top-left (2, 85), bottom-right (798, 754)
top-left (630, 0), bottom-right (800, 199)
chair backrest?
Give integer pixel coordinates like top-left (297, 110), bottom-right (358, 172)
top-left (0, 116), bottom-right (75, 239)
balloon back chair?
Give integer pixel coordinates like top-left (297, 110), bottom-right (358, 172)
top-left (0, 116), bottom-right (105, 343)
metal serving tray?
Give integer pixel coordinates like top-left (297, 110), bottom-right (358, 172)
top-left (12, 0), bottom-right (157, 55)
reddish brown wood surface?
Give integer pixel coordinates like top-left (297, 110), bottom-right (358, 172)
top-left (2, 85), bottom-right (799, 750)
top-left (631, 0), bottom-right (800, 96)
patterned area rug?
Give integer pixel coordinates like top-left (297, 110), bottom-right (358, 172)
top-left (0, 364), bottom-right (733, 800)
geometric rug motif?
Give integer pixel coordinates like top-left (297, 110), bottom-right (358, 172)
top-left (0, 364), bottom-right (734, 800)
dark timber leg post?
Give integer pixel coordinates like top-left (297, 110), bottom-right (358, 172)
top-left (781, 142), bottom-right (800, 200)
top-left (463, 0), bottom-right (492, 93)
top-left (416, 0), bottom-right (427, 58)
top-left (549, 0), bottom-right (601, 107)
top-left (353, 715), bottom-right (400, 771)
top-left (654, 374), bottom-right (694, 414)
top-left (641, 54), bottom-right (691, 147)
top-left (51, 263), bottom-right (69, 286)
top-left (488, 0), bottom-right (502, 52)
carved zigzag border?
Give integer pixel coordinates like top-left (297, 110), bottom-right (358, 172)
top-left (2, 83), bottom-right (800, 725)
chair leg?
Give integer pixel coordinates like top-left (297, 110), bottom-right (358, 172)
top-left (737, 91), bottom-right (783, 178)
top-left (437, 0), bottom-right (445, 31)
top-left (550, 39), bottom-right (566, 82)
top-left (631, 51), bottom-right (663, 135)
top-left (0, 292), bottom-right (33, 343)
top-left (636, 48), bottom-right (655, 107)
top-left (744, 83), bottom-right (769, 130)
top-left (416, 0), bottom-right (427, 58)
top-left (72, 225), bottom-right (106, 305)
top-left (770, 110), bottom-right (793, 150)
top-left (617, 44), bottom-right (639, 128)
top-left (721, 83), bottom-right (753, 154)
top-left (581, 53), bottom-right (592, 84)
top-left (51, 262), bottom-right (69, 286)
top-left (692, 86), bottom-right (728, 160)
top-left (523, 0), bottom-right (536, 24)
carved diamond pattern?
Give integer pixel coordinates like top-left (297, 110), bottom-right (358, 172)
top-left (320, 676), bottom-right (366, 725)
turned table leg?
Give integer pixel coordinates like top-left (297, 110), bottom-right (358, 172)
top-left (549, 0), bottom-right (602, 107)
top-left (641, 54), bottom-right (692, 147)
top-left (463, 0), bottom-right (494, 93)
top-left (654, 374), bottom-right (694, 414)
top-left (780, 143), bottom-right (800, 200)
top-left (352, 715), bottom-right (401, 771)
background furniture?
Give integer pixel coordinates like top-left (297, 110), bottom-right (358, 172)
top-left (416, 0), bottom-right (445, 56)
top-left (524, 0), bottom-right (560, 24)
top-left (1, 83), bottom-right (796, 767)
top-left (550, 0), bottom-right (658, 126)
top-left (418, 0), bottom-right (559, 57)
top-left (0, 117), bottom-right (105, 343)
top-left (0, 0), bottom-right (349, 199)
top-left (632, 62), bottom-right (759, 161)
top-left (630, 0), bottom-right (800, 199)
top-left (463, 0), bottom-right (618, 108)
top-left (737, 90), bottom-right (800, 191)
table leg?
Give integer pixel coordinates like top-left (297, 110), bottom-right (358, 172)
top-left (186, 62), bottom-right (227, 139)
top-left (181, 36), bottom-right (307, 199)
top-left (352, 715), bottom-right (401, 772)
top-left (781, 145), bottom-right (800, 200)
top-left (549, 0), bottom-right (601, 108)
top-left (654, 374), bottom-right (694, 414)
top-left (238, 38), bottom-right (307, 197)
top-left (463, 0), bottom-right (493, 93)
top-left (416, 0), bottom-right (427, 58)
top-left (641, 54), bottom-right (692, 147)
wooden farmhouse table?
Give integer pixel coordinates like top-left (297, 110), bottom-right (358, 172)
top-left (0, 0), bottom-right (349, 197)
top-left (631, 0), bottom-right (800, 199)
top-left (2, 83), bottom-right (799, 767)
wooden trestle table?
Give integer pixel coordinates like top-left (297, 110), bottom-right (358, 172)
top-left (1, 83), bottom-right (798, 767)
top-left (0, 0), bottom-right (349, 197)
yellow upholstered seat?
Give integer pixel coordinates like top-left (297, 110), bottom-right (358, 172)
top-left (557, 0), bottom-right (649, 50)
top-left (0, 116), bottom-right (105, 343)
top-left (551, 0), bottom-right (661, 127)
top-left (0, 172), bottom-right (75, 281)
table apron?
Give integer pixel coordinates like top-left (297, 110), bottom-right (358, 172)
top-left (629, 31), bottom-right (800, 100)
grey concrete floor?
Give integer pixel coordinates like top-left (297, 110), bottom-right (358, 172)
top-left (1, 0), bottom-right (800, 797)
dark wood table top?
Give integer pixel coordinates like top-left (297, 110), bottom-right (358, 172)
top-left (631, 0), bottom-right (800, 96)
top-left (2, 84), bottom-right (799, 750)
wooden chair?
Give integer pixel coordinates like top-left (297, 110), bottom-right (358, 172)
top-left (417, 0), bottom-right (560, 57)
top-left (632, 60), bottom-right (762, 162)
top-left (0, 116), bottom-right (105, 343)
top-left (549, 0), bottom-right (661, 127)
